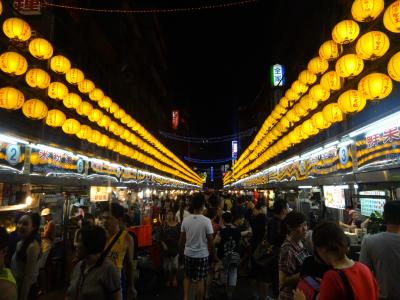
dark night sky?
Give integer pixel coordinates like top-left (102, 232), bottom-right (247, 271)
top-left (155, 0), bottom-right (346, 163)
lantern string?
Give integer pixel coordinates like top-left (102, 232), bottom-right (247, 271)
top-left (41, 0), bottom-right (259, 14)
top-left (159, 127), bottom-right (256, 143)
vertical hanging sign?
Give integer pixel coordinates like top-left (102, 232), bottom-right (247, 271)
top-left (270, 64), bottom-right (285, 87)
top-left (232, 140), bottom-right (238, 164)
top-left (172, 110), bottom-right (179, 130)
top-left (210, 166), bottom-right (214, 182)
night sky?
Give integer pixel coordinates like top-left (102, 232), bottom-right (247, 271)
top-left (155, 0), bottom-right (346, 162)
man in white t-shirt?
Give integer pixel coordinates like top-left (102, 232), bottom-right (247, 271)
top-left (179, 193), bottom-right (216, 300)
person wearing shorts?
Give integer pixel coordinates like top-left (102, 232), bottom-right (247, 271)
top-left (179, 193), bottom-right (216, 300)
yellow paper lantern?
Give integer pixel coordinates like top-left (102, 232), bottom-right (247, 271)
top-left (65, 68), bottom-right (84, 85)
top-left (302, 119), bottom-right (319, 136)
top-left (114, 108), bottom-right (126, 119)
top-left (62, 119), bottom-right (80, 135)
top-left (335, 54), bottom-right (364, 78)
top-left (312, 112), bottom-right (331, 130)
top-left (76, 125), bottom-right (92, 140)
top-left (319, 40), bottom-right (343, 61)
top-left (89, 88), bottom-right (104, 102)
top-left (109, 102), bottom-right (119, 114)
top-left (337, 90), bottom-right (366, 113)
top-left (298, 70), bottom-right (317, 86)
top-left (320, 71), bottom-right (344, 92)
top-left (63, 93), bottom-right (82, 109)
top-left (309, 84), bottom-right (330, 102)
top-left (285, 89), bottom-right (300, 102)
top-left (279, 116), bottom-right (291, 132)
top-left (109, 121), bottom-right (119, 134)
top-left (383, 1), bottom-right (400, 33)
top-left (22, 99), bottom-right (48, 120)
top-left (286, 109), bottom-right (300, 123)
top-left (294, 125), bottom-right (309, 141)
top-left (358, 73), bottom-right (393, 100)
top-left (107, 138), bottom-right (117, 150)
top-left (308, 57), bottom-right (329, 75)
top-left (356, 31), bottom-right (390, 61)
top-left (28, 38), bottom-right (53, 60)
top-left (0, 87), bottom-right (24, 110)
top-left (121, 115), bottom-right (132, 125)
top-left (78, 79), bottom-right (95, 94)
top-left (97, 135), bottom-right (110, 147)
top-left (98, 96), bottom-right (112, 109)
top-left (25, 68), bottom-right (51, 89)
top-left (0, 52), bottom-right (28, 76)
top-left (48, 82), bottom-right (68, 100)
top-left (388, 51), bottom-right (400, 82)
top-left (2, 18), bottom-right (31, 41)
top-left (46, 109), bottom-right (66, 128)
top-left (291, 80), bottom-right (308, 95)
top-left (322, 103), bottom-right (344, 123)
top-left (294, 103), bottom-right (308, 117)
top-left (98, 115), bottom-right (111, 128)
top-left (279, 97), bottom-right (290, 109)
top-left (88, 109), bottom-right (103, 122)
top-left (299, 94), bottom-right (318, 111)
top-left (271, 110), bottom-right (281, 120)
top-left (50, 55), bottom-right (71, 74)
top-left (352, 0), bottom-right (384, 22)
top-left (332, 20), bottom-right (360, 44)
top-left (76, 101), bottom-right (93, 116)
top-left (0, 1), bottom-right (2, 15)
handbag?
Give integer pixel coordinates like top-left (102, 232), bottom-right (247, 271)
top-left (252, 240), bottom-right (278, 267)
top-left (296, 276), bottom-right (320, 300)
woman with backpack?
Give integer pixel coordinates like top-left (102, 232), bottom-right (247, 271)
top-left (294, 221), bottom-right (378, 300)
top-left (66, 225), bottom-right (121, 300)
top-left (214, 212), bottom-right (241, 300)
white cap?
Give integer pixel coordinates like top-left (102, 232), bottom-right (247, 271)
top-left (41, 208), bottom-right (51, 216)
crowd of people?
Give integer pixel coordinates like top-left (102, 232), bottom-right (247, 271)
top-left (0, 192), bottom-right (399, 300)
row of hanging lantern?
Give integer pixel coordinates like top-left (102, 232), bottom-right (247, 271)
top-left (225, 0), bottom-right (400, 185)
top-left (0, 8), bottom-right (201, 184)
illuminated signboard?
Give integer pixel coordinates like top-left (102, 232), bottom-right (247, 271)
top-left (360, 191), bottom-right (386, 217)
top-left (172, 110), bottom-right (179, 130)
top-left (232, 140), bottom-right (238, 163)
top-left (270, 64), bottom-right (285, 87)
top-left (323, 185), bottom-right (346, 209)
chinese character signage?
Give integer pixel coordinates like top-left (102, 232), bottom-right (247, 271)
top-left (30, 148), bottom-right (84, 176)
top-left (172, 110), bottom-right (179, 130)
top-left (88, 161), bottom-right (120, 180)
top-left (270, 64), bottom-right (285, 87)
top-left (90, 186), bottom-right (110, 202)
top-left (13, 0), bottom-right (41, 15)
top-left (231, 140), bottom-right (238, 163)
top-left (357, 125), bottom-right (400, 170)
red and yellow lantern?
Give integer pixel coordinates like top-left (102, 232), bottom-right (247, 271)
top-left (88, 109), bottom-right (103, 122)
top-left (89, 88), bottom-right (104, 102)
top-left (352, 0), bottom-right (384, 22)
top-left (356, 31), bottom-right (390, 60)
top-left (50, 55), bottom-right (71, 74)
top-left (298, 70), bottom-right (317, 86)
top-left (332, 20), bottom-right (360, 44)
top-left (383, 1), bottom-right (400, 33)
top-left (320, 71), bottom-right (344, 92)
top-left (76, 101), bottom-right (93, 116)
top-left (0, 52), bottom-right (28, 76)
top-left (319, 40), bottom-right (343, 61)
top-left (76, 125), bottom-right (92, 140)
top-left (48, 82), bottom-right (69, 100)
top-left (22, 99), bottom-right (48, 120)
top-left (63, 93), bottom-right (82, 109)
top-left (98, 96), bottom-right (112, 109)
top-left (309, 84), bottom-right (330, 102)
top-left (337, 90), bottom-right (366, 113)
top-left (78, 79), bottom-right (95, 94)
top-left (46, 109), bottom-right (66, 128)
top-left (387, 51), bottom-right (400, 82)
top-left (312, 112), bottom-right (331, 130)
top-left (65, 68), bottom-right (84, 85)
top-left (0, 87), bottom-right (24, 110)
top-left (335, 54), bottom-right (364, 78)
top-left (358, 73), bottom-right (393, 100)
top-left (307, 57), bottom-right (329, 75)
top-left (302, 119), bottom-right (319, 136)
top-left (25, 68), bottom-right (51, 89)
top-left (322, 103), bottom-right (344, 123)
top-left (28, 38), bottom-right (53, 60)
top-left (62, 119), bottom-right (81, 135)
top-left (2, 18), bottom-right (31, 41)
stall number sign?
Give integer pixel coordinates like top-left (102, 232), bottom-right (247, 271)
top-left (360, 198), bottom-right (386, 217)
top-left (6, 145), bottom-right (21, 166)
top-left (90, 186), bottom-right (110, 202)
